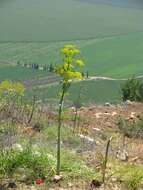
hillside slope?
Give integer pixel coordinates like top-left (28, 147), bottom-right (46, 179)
top-left (0, 0), bottom-right (143, 41)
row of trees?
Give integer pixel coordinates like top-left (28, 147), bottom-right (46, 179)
top-left (17, 61), bottom-right (55, 72)
top-left (17, 60), bottom-right (89, 78)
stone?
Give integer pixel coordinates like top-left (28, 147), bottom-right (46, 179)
top-left (104, 102), bottom-right (112, 107)
top-left (12, 143), bottom-right (23, 152)
top-left (125, 100), bottom-right (133, 105)
top-left (78, 134), bottom-right (94, 143)
top-left (53, 175), bottom-right (63, 183)
top-left (19, 175), bottom-right (30, 183)
top-left (67, 182), bottom-right (73, 187)
top-left (116, 149), bottom-right (128, 161)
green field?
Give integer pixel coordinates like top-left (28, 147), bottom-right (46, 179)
top-left (0, 32), bottom-right (143, 78)
top-left (27, 80), bottom-right (123, 105)
top-left (0, 65), bottom-right (49, 81)
top-left (0, 0), bottom-right (143, 104)
top-left (0, 0), bottom-right (143, 41)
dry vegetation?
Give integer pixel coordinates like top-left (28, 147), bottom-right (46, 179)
top-left (0, 99), bottom-right (143, 190)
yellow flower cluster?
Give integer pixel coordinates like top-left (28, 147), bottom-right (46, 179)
top-left (76, 59), bottom-right (84, 67)
top-left (61, 45), bottom-right (80, 57)
top-left (56, 44), bottom-right (84, 83)
top-left (0, 80), bottom-right (25, 96)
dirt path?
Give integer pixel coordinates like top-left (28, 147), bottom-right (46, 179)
top-left (88, 75), bottom-right (143, 81)
top-left (0, 60), bottom-right (16, 65)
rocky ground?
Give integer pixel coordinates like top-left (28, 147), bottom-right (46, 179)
top-left (0, 102), bottom-right (143, 190)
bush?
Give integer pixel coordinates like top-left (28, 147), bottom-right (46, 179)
top-left (118, 117), bottom-right (143, 139)
top-left (121, 77), bottom-right (143, 102)
top-left (126, 174), bottom-right (143, 190)
top-left (116, 164), bottom-right (143, 190)
top-left (0, 144), bottom-right (56, 180)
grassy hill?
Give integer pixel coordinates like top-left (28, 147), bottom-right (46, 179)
top-left (0, 0), bottom-right (143, 104)
top-left (0, 0), bottom-right (143, 41)
top-left (0, 32), bottom-right (143, 78)
top-left (27, 79), bottom-right (123, 105)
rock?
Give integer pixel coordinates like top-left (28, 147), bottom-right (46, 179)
top-left (125, 100), bottom-right (133, 105)
top-left (116, 149), bottom-right (128, 161)
top-left (67, 182), bottom-right (73, 187)
top-left (112, 111), bottom-right (117, 116)
top-left (53, 175), bottom-right (63, 183)
top-left (129, 156), bottom-right (138, 163)
top-left (93, 127), bottom-right (101, 132)
top-left (104, 112), bottom-right (110, 116)
top-left (19, 175), bottom-right (30, 183)
top-left (30, 186), bottom-right (37, 190)
top-left (94, 112), bottom-right (102, 118)
top-left (104, 102), bottom-right (112, 107)
top-left (78, 134), bottom-right (94, 143)
top-left (111, 177), bottom-right (118, 182)
top-left (12, 143), bottom-right (23, 152)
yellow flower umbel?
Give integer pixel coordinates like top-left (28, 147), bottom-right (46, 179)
top-left (56, 44), bottom-right (84, 84)
top-left (55, 44), bottom-right (85, 175)
top-left (0, 80), bottom-right (25, 97)
top-left (0, 80), bottom-right (25, 110)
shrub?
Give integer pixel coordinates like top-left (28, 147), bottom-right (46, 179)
top-left (126, 174), bottom-right (143, 190)
top-left (0, 80), bottom-right (25, 100)
top-left (116, 164), bottom-right (143, 190)
top-left (121, 77), bottom-right (143, 102)
top-left (118, 117), bottom-right (143, 139)
top-left (0, 144), bottom-right (56, 180)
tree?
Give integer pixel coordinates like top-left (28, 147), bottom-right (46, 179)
top-left (49, 63), bottom-right (54, 72)
top-left (55, 44), bottom-right (84, 175)
top-left (121, 77), bottom-right (143, 102)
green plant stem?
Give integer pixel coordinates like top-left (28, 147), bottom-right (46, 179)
top-left (56, 88), bottom-right (65, 175)
top-left (102, 137), bottom-right (112, 184)
top-left (28, 95), bottom-right (36, 124)
top-left (73, 107), bottom-right (78, 133)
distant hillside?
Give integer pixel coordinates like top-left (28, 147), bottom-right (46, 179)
top-left (0, 0), bottom-right (143, 41)
top-left (76, 0), bottom-right (143, 9)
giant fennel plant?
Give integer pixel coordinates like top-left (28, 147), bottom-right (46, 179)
top-left (55, 44), bottom-right (84, 175)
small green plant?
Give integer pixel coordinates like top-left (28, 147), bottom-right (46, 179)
top-left (0, 80), bottom-right (25, 120)
top-left (0, 80), bottom-right (25, 100)
top-left (118, 117), bottom-right (143, 139)
top-left (126, 174), bottom-right (143, 190)
top-left (102, 137), bottom-right (112, 184)
top-left (0, 144), bottom-right (56, 180)
top-left (55, 44), bottom-right (84, 175)
top-left (72, 85), bottom-right (83, 133)
top-left (116, 164), bottom-right (143, 190)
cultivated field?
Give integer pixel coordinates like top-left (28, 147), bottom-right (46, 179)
top-left (0, 0), bottom-right (143, 104)
top-left (0, 0), bottom-right (143, 41)
top-left (0, 32), bottom-right (143, 78)
top-left (27, 80), bottom-right (123, 105)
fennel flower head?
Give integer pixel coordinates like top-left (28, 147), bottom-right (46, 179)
top-left (55, 44), bottom-right (85, 83)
